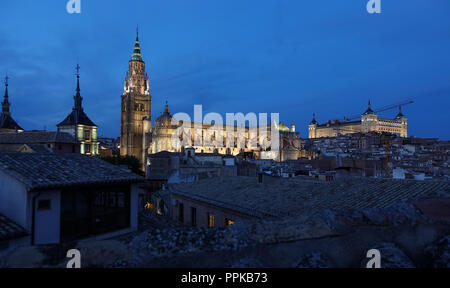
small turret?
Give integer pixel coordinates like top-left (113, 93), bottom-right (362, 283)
top-left (395, 105), bottom-right (405, 119)
top-left (310, 113), bottom-right (317, 125)
top-left (362, 100), bottom-right (376, 115)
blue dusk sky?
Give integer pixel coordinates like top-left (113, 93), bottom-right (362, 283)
top-left (0, 0), bottom-right (449, 139)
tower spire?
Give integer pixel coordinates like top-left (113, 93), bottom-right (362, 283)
top-left (2, 74), bottom-right (10, 115)
top-left (131, 27), bottom-right (143, 61)
top-left (363, 100), bottom-right (375, 115)
top-left (395, 105), bottom-right (405, 119)
top-left (74, 64), bottom-right (83, 111)
top-left (164, 100), bottom-right (169, 114)
top-left (310, 113), bottom-right (317, 125)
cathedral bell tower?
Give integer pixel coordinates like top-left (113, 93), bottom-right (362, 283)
top-left (120, 28), bottom-right (152, 171)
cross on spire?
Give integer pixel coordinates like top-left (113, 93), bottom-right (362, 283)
top-left (74, 64), bottom-right (83, 111)
top-left (76, 64), bottom-right (81, 78)
top-left (2, 74), bottom-right (10, 115)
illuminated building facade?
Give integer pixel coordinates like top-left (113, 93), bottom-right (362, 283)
top-left (309, 101), bottom-right (408, 139)
top-left (120, 31), bottom-right (303, 170)
top-left (149, 102), bottom-right (303, 162)
top-left (120, 30), bottom-right (152, 169)
top-left (57, 65), bottom-right (99, 155)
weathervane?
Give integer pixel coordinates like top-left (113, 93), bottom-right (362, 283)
top-left (75, 64), bottom-right (81, 78)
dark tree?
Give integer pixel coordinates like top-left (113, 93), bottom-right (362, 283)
top-left (100, 155), bottom-right (144, 176)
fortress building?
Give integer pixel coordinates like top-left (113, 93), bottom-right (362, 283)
top-left (57, 65), bottom-right (99, 155)
top-left (309, 101), bottom-right (408, 139)
top-left (0, 76), bottom-right (24, 132)
top-left (120, 30), bottom-right (152, 169)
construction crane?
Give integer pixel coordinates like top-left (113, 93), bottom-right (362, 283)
top-left (338, 100), bottom-right (414, 122)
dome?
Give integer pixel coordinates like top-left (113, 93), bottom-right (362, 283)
top-left (278, 122), bottom-right (291, 132)
top-left (155, 101), bottom-right (175, 128)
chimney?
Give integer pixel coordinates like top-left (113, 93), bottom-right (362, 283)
top-left (258, 172), bottom-right (264, 184)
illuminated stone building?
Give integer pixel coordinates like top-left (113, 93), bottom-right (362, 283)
top-left (0, 76), bottom-right (24, 132)
top-left (120, 30), bottom-right (152, 169)
top-left (120, 31), bottom-right (302, 170)
top-left (309, 101), bottom-right (408, 139)
top-left (57, 65), bottom-right (99, 155)
top-left (149, 101), bottom-right (302, 162)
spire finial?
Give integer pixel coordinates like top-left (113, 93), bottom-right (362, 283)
top-left (310, 112), bottom-right (317, 125)
top-left (4, 74), bottom-right (9, 99)
top-left (2, 74), bottom-right (10, 115)
top-left (75, 64), bottom-right (81, 94)
top-left (131, 28), bottom-right (143, 61)
top-left (395, 105), bottom-right (405, 119)
top-left (368, 100), bottom-right (371, 109)
top-left (74, 64), bottom-right (83, 111)
top-left (164, 100), bottom-right (169, 114)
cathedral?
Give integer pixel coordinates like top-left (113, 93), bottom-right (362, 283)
top-left (0, 76), bottom-right (24, 132)
top-left (119, 31), bottom-right (303, 171)
top-left (308, 101), bottom-right (408, 139)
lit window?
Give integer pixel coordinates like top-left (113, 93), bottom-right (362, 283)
top-left (225, 218), bottom-right (234, 226)
top-left (84, 130), bottom-right (91, 141)
top-left (208, 213), bottom-right (214, 228)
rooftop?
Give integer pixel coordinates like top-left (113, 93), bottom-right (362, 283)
top-left (170, 176), bottom-right (450, 218)
top-left (0, 113), bottom-right (23, 131)
top-left (0, 213), bottom-right (27, 242)
top-left (57, 109), bottom-right (97, 127)
top-left (0, 131), bottom-right (77, 144)
top-left (0, 153), bottom-right (143, 190)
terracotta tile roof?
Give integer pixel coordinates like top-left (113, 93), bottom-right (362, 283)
top-left (0, 152), bottom-right (143, 190)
